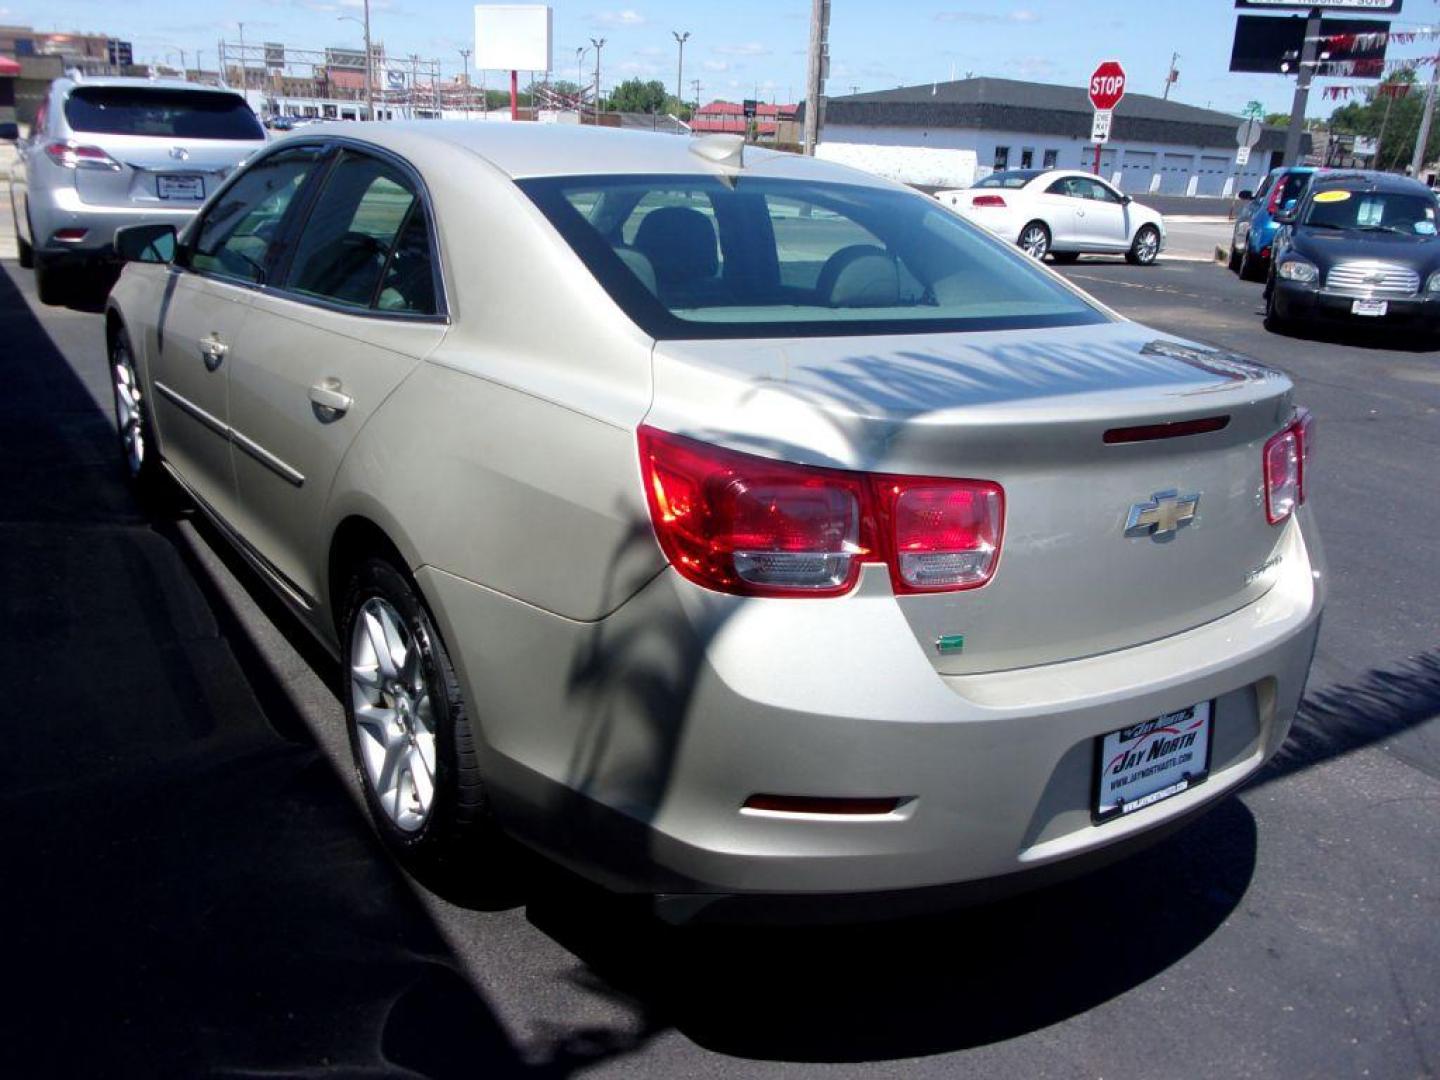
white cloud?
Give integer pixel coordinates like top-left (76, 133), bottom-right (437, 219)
top-left (934, 9), bottom-right (1041, 24)
top-left (593, 9), bottom-right (647, 28)
top-left (714, 42), bottom-right (771, 57)
top-left (702, 59), bottom-right (730, 72)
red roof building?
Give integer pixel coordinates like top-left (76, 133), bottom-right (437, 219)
top-left (691, 99), bottom-right (797, 140)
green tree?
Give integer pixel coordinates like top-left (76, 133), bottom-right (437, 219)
top-left (1327, 69), bottom-right (1431, 172)
top-left (609, 78), bottom-right (668, 114)
top-left (1264, 111), bottom-right (1291, 126)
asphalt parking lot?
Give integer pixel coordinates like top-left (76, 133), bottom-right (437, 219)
top-left (0, 251), bottom-right (1435, 1079)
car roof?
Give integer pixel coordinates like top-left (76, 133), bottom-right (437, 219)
top-left (268, 121), bottom-right (900, 187)
top-left (1310, 169), bottom-right (1434, 196)
top-left (57, 76), bottom-right (242, 95)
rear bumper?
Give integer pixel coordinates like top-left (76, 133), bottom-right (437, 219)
top-left (420, 511), bottom-right (1325, 906)
top-left (27, 183), bottom-right (199, 257)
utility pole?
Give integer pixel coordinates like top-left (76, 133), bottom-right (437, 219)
top-left (1411, 54), bottom-right (1439, 178)
top-left (1281, 8), bottom-right (1321, 168)
top-left (802, 0), bottom-right (829, 155)
top-left (459, 48), bottom-right (471, 117)
top-left (590, 37), bottom-right (605, 125)
top-left (1162, 51), bottom-right (1179, 100)
top-left (362, 0), bottom-right (373, 120)
top-left (672, 30), bottom-right (689, 109)
top-left (238, 22), bottom-right (246, 94)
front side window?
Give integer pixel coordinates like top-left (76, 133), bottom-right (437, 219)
top-left (64, 87), bottom-right (263, 140)
top-left (284, 151), bottom-right (437, 313)
top-left (522, 174), bottom-right (1107, 340)
top-left (189, 148), bottom-right (322, 283)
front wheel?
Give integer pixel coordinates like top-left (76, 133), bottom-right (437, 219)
top-left (1263, 280), bottom-right (1291, 334)
top-left (341, 557), bottom-right (496, 870)
top-left (1125, 225), bottom-right (1161, 266)
top-left (110, 327), bottom-right (173, 504)
top-left (14, 204), bottom-right (34, 270)
top-left (1238, 245), bottom-right (1265, 282)
top-left (1018, 221), bottom-right (1050, 260)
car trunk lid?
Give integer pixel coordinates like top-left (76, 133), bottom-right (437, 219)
top-left (647, 321), bottom-right (1298, 675)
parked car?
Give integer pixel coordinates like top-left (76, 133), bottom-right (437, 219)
top-left (1229, 166), bottom-right (1317, 281)
top-left (1264, 170), bottom-right (1440, 337)
top-left (104, 124), bottom-right (1323, 918)
top-left (7, 76), bottom-right (266, 304)
top-left (935, 168), bottom-right (1166, 265)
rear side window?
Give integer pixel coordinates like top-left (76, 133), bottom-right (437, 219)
top-left (284, 152), bottom-right (438, 314)
top-left (1279, 173), bottom-right (1310, 205)
top-left (190, 148), bottom-right (321, 283)
top-left (64, 87), bottom-right (263, 140)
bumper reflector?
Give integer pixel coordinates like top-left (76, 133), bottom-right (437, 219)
top-left (53, 228), bottom-right (89, 242)
top-left (742, 795), bottom-right (901, 816)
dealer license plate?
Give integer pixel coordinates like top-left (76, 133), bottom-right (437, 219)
top-left (1093, 702), bottom-right (1212, 823)
top-left (157, 174), bottom-right (205, 200)
top-left (1352, 298), bottom-right (1388, 317)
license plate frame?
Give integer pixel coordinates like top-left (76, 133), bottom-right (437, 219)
top-left (1091, 702), bottom-right (1214, 824)
top-left (1352, 298), bottom-right (1388, 317)
top-left (157, 174), bottom-right (205, 200)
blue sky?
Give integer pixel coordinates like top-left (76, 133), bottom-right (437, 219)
top-left (6, 0), bottom-right (1440, 116)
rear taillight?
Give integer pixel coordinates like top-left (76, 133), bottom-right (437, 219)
top-left (1263, 408), bottom-right (1313, 525)
top-left (44, 141), bottom-right (122, 171)
top-left (1266, 182), bottom-right (1286, 213)
top-left (971, 194), bottom-right (1007, 208)
top-left (638, 427), bottom-right (1003, 597)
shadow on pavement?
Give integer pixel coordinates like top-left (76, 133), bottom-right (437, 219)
top-left (0, 264), bottom-right (646, 1077)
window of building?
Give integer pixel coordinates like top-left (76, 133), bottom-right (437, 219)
top-left (1042, 149), bottom-right (1058, 169)
top-left (1020, 148), bottom-right (1034, 169)
top-left (993, 146), bottom-right (1010, 171)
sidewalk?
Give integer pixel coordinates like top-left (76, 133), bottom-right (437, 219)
top-left (1, 143), bottom-right (16, 261)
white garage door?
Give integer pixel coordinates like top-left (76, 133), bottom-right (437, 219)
top-left (1161, 153), bottom-right (1193, 195)
top-left (1197, 154), bottom-right (1230, 196)
top-left (1119, 150), bottom-right (1156, 193)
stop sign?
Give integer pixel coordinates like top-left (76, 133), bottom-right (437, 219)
top-left (1089, 60), bottom-right (1126, 111)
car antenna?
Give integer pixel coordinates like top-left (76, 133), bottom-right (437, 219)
top-left (689, 133), bottom-right (745, 184)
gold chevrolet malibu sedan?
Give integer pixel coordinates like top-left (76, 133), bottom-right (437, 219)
top-left (104, 123), bottom-right (1324, 919)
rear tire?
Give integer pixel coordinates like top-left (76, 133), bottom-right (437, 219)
top-left (14, 204), bottom-right (34, 270)
top-left (1125, 225), bottom-right (1160, 266)
top-left (34, 254), bottom-right (69, 306)
top-left (1018, 221), bottom-right (1050, 260)
top-left (341, 556), bottom-right (496, 873)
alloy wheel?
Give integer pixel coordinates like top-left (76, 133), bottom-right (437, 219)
top-left (111, 339), bottom-right (146, 478)
top-left (349, 596), bottom-right (438, 832)
top-left (1134, 228), bottom-right (1160, 264)
top-left (1020, 224), bottom-right (1049, 259)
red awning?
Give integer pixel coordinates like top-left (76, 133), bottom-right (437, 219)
top-left (0, 56), bottom-right (22, 77)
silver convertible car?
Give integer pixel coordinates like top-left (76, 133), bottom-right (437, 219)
top-left (104, 123), bottom-right (1324, 917)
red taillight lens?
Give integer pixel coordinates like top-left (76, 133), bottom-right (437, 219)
top-left (1263, 410), bottom-right (1313, 525)
top-left (879, 481), bottom-right (1004, 592)
top-left (638, 427), bottom-right (1004, 597)
top-left (971, 194), bottom-right (1007, 208)
top-left (639, 427), bottom-right (869, 596)
top-left (44, 141), bottom-right (121, 171)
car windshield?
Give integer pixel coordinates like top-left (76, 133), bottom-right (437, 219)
top-left (973, 170), bottom-right (1041, 189)
top-left (1302, 189), bottom-right (1438, 235)
top-left (64, 87), bottom-right (264, 140)
top-left (520, 174), bottom-right (1106, 340)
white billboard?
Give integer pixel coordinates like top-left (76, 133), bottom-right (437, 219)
top-left (475, 5), bottom-right (553, 72)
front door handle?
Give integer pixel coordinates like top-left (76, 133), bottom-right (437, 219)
top-left (200, 334), bottom-right (228, 371)
top-left (309, 379), bottom-right (353, 421)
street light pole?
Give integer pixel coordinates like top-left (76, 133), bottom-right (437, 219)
top-left (672, 30), bottom-right (689, 109)
top-left (238, 22), bottom-right (246, 95)
top-left (459, 47), bottom-right (471, 117)
top-left (1411, 53), bottom-right (1439, 178)
top-left (338, 12), bottom-right (376, 119)
top-left (590, 37), bottom-right (605, 125)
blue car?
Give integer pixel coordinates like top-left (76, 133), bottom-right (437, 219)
top-left (1230, 167), bottom-right (1318, 281)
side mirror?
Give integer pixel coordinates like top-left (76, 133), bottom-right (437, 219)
top-left (114, 223), bottom-right (178, 264)
top-left (1121, 193), bottom-right (1133, 205)
top-left (1237, 189), bottom-right (1254, 201)
top-left (0, 122), bottom-right (17, 142)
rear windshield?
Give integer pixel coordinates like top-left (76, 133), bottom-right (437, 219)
top-left (64, 87), bottom-right (264, 140)
top-left (974, 170), bottom-right (1041, 189)
top-left (519, 174), bottom-right (1106, 340)
top-left (1303, 189), bottom-right (1438, 236)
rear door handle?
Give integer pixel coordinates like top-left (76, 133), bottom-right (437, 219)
top-left (200, 334), bottom-right (228, 370)
top-left (309, 379), bottom-right (353, 421)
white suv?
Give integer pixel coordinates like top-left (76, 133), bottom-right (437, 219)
top-left (8, 76), bottom-right (266, 303)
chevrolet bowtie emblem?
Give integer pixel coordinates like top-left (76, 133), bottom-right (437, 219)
top-left (1125, 490), bottom-right (1200, 540)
